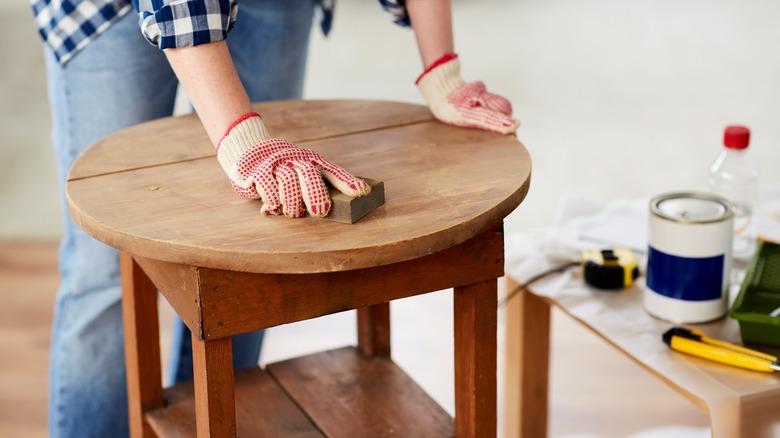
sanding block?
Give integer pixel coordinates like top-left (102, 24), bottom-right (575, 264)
top-left (325, 178), bottom-right (385, 224)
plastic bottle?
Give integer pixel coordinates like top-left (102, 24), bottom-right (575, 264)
top-left (708, 125), bottom-right (759, 261)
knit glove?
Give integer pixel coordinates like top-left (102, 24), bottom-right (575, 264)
top-left (217, 113), bottom-right (371, 218)
top-left (416, 53), bottom-right (520, 134)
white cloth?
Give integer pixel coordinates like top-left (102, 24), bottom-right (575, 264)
top-left (504, 193), bottom-right (780, 438)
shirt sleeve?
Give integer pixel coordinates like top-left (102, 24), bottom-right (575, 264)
top-left (135, 0), bottom-right (237, 49)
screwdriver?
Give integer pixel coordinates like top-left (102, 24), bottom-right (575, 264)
top-left (663, 327), bottom-right (780, 373)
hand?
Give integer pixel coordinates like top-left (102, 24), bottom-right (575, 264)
top-left (217, 113), bottom-right (371, 218)
top-left (416, 53), bottom-right (520, 134)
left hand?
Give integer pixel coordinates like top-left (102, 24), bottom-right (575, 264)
top-left (416, 53), bottom-right (520, 134)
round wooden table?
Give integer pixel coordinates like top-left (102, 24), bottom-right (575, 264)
top-left (67, 100), bottom-right (531, 437)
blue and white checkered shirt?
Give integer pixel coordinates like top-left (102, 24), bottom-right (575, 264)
top-left (30, 0), bottom-right (409, 65)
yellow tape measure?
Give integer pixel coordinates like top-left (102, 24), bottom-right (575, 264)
top-left (581, 248), bottom-right (639, 289)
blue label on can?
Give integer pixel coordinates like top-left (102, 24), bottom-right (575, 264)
top-left (646, 246), bottom-right (724, 301)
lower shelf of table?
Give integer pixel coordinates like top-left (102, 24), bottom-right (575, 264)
top-left (145, 346), bottom-right (454, 437)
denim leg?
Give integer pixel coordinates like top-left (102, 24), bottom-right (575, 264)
top-left (45, 13), bottom-right (178, 438)
top-left (168, 0), bottom-right (317, 385)
top-left (47, 2), bottom-right (318, 435)
top-left (228, 0), bottom-right (316, 102)
top-left (229, 0), bottom-right (315, 367)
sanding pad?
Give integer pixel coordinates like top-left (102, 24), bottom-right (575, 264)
top-left (325, 178), bottom-right (385, 224)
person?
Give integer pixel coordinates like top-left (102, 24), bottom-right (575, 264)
top-left (29, 0), bottom-right (520, 435)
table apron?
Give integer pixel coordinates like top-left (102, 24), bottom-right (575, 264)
top-left (133, 227), bottom-right (505, 340)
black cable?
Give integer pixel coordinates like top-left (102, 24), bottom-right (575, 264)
top-left (498, 261), bottom-right (580, 307)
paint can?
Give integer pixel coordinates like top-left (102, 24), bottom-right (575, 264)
top-left (645, 192), bottom-right (734, 323)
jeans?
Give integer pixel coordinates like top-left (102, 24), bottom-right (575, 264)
top-left (44, 1), bottom-right (314, 436)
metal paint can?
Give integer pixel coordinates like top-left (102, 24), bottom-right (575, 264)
top-left (645, 192), bottom-right (734, 323)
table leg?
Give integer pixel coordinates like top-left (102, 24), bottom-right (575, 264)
top-left (504, 276), bottom-right (551, 438)
top-left (191, 334), bottom-right (236, 438)
top-left (357, 302), bottom-right (391, 357)
top-left (120, 252), bottom-right (164, 438)
top-left (709, 392), bottom-right (780, 438)
top-left (454, 279), bottom-right (498, 437)
top-left (738, 395), bottom-right (780, 438)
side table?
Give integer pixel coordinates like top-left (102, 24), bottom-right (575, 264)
top-left (66, 100), bottom-right (532, 437)
top-left (504, 274), bottom-right (780, 438)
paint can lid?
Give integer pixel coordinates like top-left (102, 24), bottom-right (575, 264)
top-left (651, 192), bottom-right (734, 223)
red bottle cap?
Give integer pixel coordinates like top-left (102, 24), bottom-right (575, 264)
top-left (723, 125), bottom-right (750, 150)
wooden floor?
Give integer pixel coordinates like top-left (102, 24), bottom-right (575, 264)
top-left (0, 241), bottom-right (710, 438)
top-left (0, 241), bottom-right (59, 438)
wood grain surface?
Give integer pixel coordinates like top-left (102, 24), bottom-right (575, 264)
top-left (146, 367), bottom-right (324, 437)
top-left (266, 347), bottom-right (454, 437)
top-left (66, 99), bottom-right (531, 274)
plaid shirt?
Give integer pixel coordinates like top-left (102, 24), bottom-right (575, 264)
top-left (31, 0), bottom-right (409, 65)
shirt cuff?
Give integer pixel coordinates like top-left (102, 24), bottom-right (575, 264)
top-left (377, 0), bottom-right (410, 27)
top-left (138, 0), bottom-right (237, 49)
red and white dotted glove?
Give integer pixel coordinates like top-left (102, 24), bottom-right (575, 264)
top-left (216, 113), bottom-right (371, 218)
top-left (416, 53), bottom-right (520, 134)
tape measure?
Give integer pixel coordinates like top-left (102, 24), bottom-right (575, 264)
top-left (581, 248), bottom-right (639, 289)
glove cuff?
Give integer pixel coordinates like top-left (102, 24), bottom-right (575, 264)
top-left (216, 112), bottom-right (272, 177)
top-left (415, 53), bottom-right (459, 84)
top-left (416, 54), bottom-right (466, 108)
top-left (416, 54), bottom-right (467, 123)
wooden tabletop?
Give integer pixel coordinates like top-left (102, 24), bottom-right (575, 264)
top-left (66, 100), bottom-right (531, 274)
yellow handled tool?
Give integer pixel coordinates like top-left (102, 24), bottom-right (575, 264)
top-left (663, 327), bottom-right (780, 373)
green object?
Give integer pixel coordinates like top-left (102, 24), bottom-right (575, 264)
top-left (730, 241), bottom-right (780, 347)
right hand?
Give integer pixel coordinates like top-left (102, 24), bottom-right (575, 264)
top-left (217, 113), bottom-right (371, 218)
top-left (416, 53), bottom-right (520, 135)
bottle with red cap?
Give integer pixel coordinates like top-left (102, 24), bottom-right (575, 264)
top-left (708, 125), bottom-right (759, 260)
